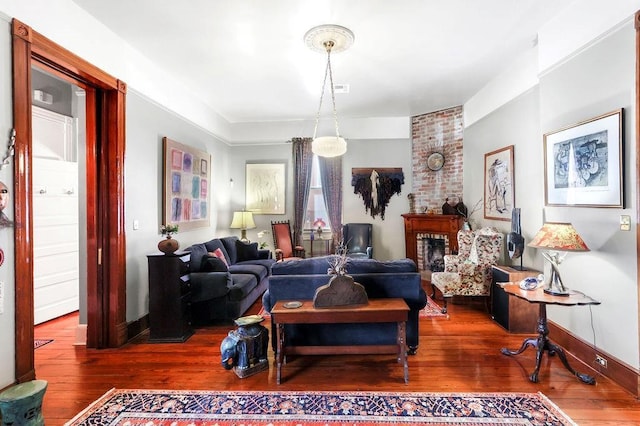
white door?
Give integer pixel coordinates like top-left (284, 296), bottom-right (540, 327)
top-left (32, 106), bottom-right (80, 325)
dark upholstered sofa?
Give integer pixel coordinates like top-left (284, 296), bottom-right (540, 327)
top-left (187, 236), bottom-right (275, 323)
top-left (262, 256), bottom-right (427, 354)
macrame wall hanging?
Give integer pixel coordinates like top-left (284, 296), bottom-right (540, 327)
top-left (351, 168), bottom-right (404, 220)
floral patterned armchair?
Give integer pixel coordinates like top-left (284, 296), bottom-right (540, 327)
top-left (430, 227), bottom-right (503, 313)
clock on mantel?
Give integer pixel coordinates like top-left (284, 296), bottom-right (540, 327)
top-left (426, 152), bottom-right (445, 171)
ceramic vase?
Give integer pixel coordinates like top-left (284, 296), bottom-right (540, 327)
top-left (158, 235), bottom-right (179, 254)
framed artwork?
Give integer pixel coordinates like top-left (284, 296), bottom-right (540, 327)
top-left (246, 161), bottom-right (286, 214)
top-left (544, 109), bottom-right (623, 207)
top-left (162, 137), bottom-right (211, 231)
top-left (484, 145), bottom-right (515, 221)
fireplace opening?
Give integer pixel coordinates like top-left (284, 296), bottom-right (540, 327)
top-left (423, 237), bottom-right (446, 273)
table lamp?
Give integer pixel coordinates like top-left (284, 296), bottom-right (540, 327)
top-left (230, 211), bottom-right (256, 242)
top-left (527, 222), bottom-right (589, 296)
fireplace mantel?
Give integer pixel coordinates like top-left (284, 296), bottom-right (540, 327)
top-left (401, 214), bottom-right (464, 266)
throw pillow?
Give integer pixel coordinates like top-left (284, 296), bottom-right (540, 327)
top-left (210, 248), bottom-right (229, 267)
top-left (236, 240), bottom-right (259, 262)
top-left (201, 255), bottom-right (229, 272)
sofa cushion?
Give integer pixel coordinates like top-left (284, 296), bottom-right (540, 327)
top-left (229, 263), bottom-right (268, 282)
top-left (347, 258), bottom-right (418, 274)
top-left (188, 243), bottom-right (208, 272)
top-left (271, 255), bottom-right (338, 275)
top-left (236, 240), bottom-right (259, 262)
top-left (201, 255), bottom-right (229, 272)
top-left (228, 273), bottom-right (257, 301)
top-left (204, 238), bottom-right (231, 265)
top-left (220, 236), bottom-right (239, 264)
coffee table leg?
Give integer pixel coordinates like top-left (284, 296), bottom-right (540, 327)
top-left (397, 321), bottom-right (408, 384)
top-left (276, 323), bottom-right (284, 384)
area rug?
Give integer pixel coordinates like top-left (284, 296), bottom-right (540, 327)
top-left (258, 296), bottom-right (446, 318)
top-left (65, 389), bottom-right (576, 426)
top-left (34, 339), bottom-right (53, 349)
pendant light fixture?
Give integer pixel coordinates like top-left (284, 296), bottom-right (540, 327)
top-left (304, 24), bottom-right (354, 158)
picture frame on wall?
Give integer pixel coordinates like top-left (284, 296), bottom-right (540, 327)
top-left (246, 161), bottom-right (286, 214)
top-left (543, 109), bottom-right (623, 208)
top-left (484, 145), bottom-right (515, 221)
top-left (162, 137), bottom-right (211, 231)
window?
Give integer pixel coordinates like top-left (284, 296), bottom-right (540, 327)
top-left (304, 155), bottom-right (329, 230)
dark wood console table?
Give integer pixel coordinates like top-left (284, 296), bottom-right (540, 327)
top-left (271, 299), bottom-right (409, 384)
top-left (401, 214), bottom-right (463, 265)
top-left (499, 283), bottom-right (600, 384)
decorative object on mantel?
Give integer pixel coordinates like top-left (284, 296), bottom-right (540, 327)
top-left (158, 224), bottom-right (179, 254)
top-left (305, 24), bottom-right (354, 158)
top-left (351, 167), bottom-right (404, 219)
top-left (457, 198), bottom-right (482, 230)
top-left (314, 243), bottom-right (368, 308)
top-left (407, 193), bottom-right (416, 214)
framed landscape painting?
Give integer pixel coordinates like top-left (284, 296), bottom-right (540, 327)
top-left (543, 109), bottom-right (623, 207)
top-left (246, 161), bottom-right (286, 214)
top-left (162, 137), bottom-right (211, 231)
top-left (484, 145), bottom-right (514, 221)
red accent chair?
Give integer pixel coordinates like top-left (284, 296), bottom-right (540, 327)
top-left (271, 220), bottom-right (306, 261)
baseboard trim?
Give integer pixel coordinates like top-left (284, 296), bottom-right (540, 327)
top-left (127, 314), bottom-right (150, 340)
top-left (74, 324), bottom-right (87, 346)
top-left (549, 320), bottom-right (639, 396)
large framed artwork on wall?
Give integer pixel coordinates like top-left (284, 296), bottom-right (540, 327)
top-left (543, 109), bottom-right (623, 208)
top-left (162, 137), bottom-right (211, 231)
top-left (246, 161), bottom-right (286, 214)
top-left (484, 145), bottom-right (515, 221)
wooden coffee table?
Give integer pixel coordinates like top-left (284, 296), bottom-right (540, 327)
top-left (271, 298), bottom-right (409, 384)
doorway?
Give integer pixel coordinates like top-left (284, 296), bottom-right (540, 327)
top-left (11, 19), bottom-right (127, 383)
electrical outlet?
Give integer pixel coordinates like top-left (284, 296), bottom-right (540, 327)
top-left (595, 355), bottom-right (608, 368)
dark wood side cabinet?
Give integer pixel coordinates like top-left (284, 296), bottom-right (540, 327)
top-left (491, 265), bottom-right (540, 334)
top-left (147, 252), bottom-right (194, 342)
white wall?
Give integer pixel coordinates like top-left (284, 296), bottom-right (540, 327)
top-left (464, 3), bottom-right (638, 369)
top-left (0, 16), bottom-right (16, 388)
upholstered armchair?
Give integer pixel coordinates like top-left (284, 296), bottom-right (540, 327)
top-left (271, 220), bottom-right (305, 261)
top-left (342, 223), bottom-right (373, 259)
top-left (430, 227), bottom-right (503, 313)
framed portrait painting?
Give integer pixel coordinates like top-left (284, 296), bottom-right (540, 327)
top-left (484, 145), bottom-right (515, 221)
top-left (544, 109), bottom-right (623, 207)
top-left (246, 161), bottom-right (286, 214)
top-left (162, 137), bottom-right (211, 230)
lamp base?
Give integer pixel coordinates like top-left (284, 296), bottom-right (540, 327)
top-left (543, 287), bottom-right (572, 297)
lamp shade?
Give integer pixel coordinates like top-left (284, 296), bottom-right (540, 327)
top-left (528, 222), bottom-right (589, 252)
top-left (229, 211), bottom-right (256, 230)
top-left (312, 136), bottom-right (347, 158)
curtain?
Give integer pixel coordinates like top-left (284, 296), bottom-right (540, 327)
top-left (291, 137), bottom-right (313, 246)
top-left (319, 155), bottom-right (343, 251)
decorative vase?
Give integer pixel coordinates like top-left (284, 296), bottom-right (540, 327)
top-left (158, 235), bottom-right (179, 254)
top-left (462, 221), bottom-right (472, 231)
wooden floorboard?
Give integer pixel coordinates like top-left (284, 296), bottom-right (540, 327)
top-left (33, 295), bottom-right (640, 425)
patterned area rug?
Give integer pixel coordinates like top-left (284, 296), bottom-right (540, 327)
top-left (34, 339), bottom-right (53, 349)
top-left (66, 389), bottom-right (576, 426)
top-left (258, 297), bottom-right (446, 318)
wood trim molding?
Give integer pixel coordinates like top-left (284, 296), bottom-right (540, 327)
top-left (12, 18), bottom-right (128, 381)
top-left (548, 321), bottom-right (638, 397)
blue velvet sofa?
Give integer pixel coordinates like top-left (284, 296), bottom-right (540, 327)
top-left (187, 236), bottom-right (275, 323)
top-left (262, 256), bottom-right (427, 354)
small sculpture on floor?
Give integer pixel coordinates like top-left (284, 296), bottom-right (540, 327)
top-left (220, 315), bottom-right (269, 378)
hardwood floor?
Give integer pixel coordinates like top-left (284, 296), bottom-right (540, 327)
top-left (34, 295), bottom-right (639, 425)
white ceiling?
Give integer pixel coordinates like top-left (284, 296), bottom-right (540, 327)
top-left (71, 0), bottom-right (573, 125)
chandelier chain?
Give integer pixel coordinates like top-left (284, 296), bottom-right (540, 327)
top-left (312, 41), bottom-right (340, 140)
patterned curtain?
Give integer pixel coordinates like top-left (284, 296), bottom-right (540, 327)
top-left (291, 137), bottom-right (313, 246)
top-left (319, 155), bottom-right (343, 250)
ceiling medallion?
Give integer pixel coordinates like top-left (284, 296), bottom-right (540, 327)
top-left (305, 24), bottom-right (354, 158)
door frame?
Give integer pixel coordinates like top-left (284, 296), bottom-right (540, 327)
top-left (12, 19), bottom-right (127, 382)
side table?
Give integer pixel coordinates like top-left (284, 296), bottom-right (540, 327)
top-left (499, 283), bottom-right (600, 384)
